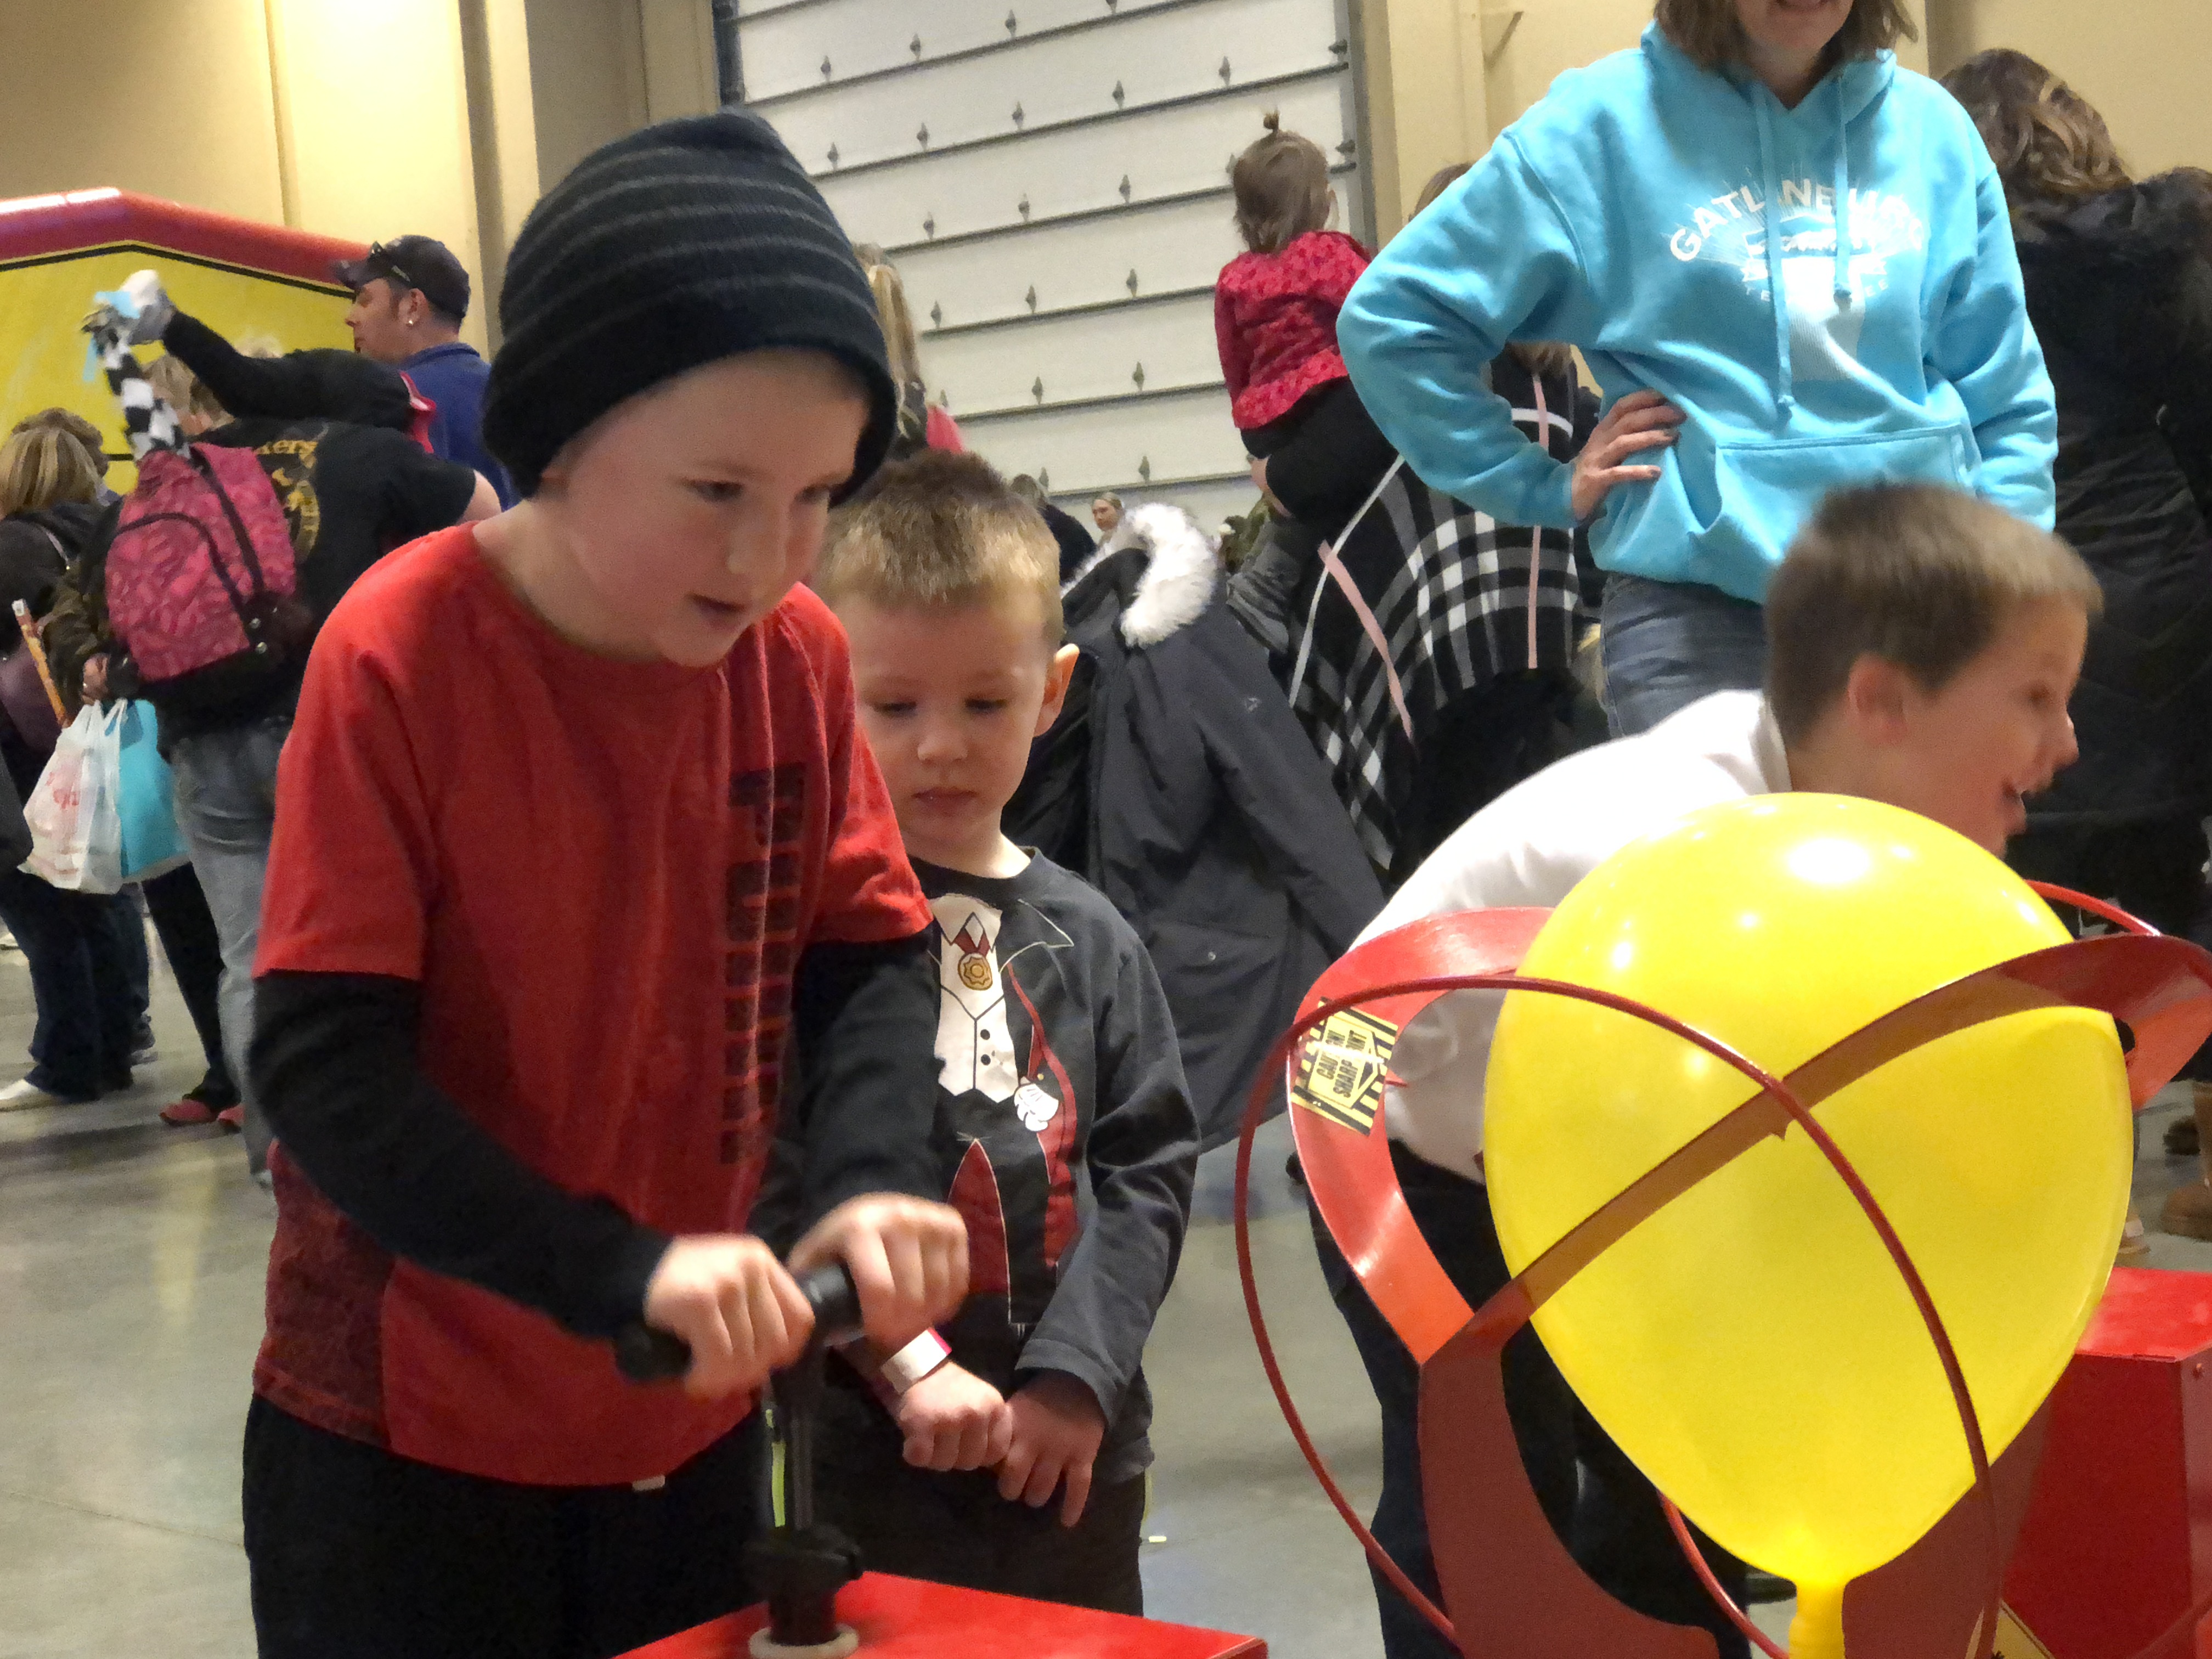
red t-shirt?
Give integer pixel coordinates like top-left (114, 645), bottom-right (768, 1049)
top-left (252, 526), bottom-right (929, 1486)
top-left (1213, 229), bottom-right (1373, 431)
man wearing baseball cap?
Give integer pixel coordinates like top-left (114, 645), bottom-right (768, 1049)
top-left (338, 236), bottom-right (515, 506)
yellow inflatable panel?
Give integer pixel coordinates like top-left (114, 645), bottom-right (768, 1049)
top-left (0, 188), bottom-right (360, 487)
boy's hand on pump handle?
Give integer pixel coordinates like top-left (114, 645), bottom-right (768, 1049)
top-left (642, 1194), bottom-right (968, 1402)
top-left (1570, 388), bottom-right (1685, 522)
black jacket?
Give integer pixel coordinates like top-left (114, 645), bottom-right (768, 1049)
top-left (0, 501), bottom-right (108, 798)
top-left (1040, 500), bottom-right (1096, 584)
top-left (1007, 506), bottom-right (1385, 1146)
top-left (0, 500), bottom-right (105, 647)
top-left (162, 310), bottom-right (417, 434)
top-left (2017, 172), bottom-right (2212, 827)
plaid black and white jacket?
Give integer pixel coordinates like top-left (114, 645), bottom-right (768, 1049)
top-left (1289, 355), bottom-right (1600, 872)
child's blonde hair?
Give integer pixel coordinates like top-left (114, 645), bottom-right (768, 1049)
top-left (819, 451), bottom-right (1063, 648)
top-left (1765, 484), bottom-right (2102, 745)
top-left (853, 244), bottom-right (923, 390)
top-left (1232, 112), bottom-right (1332, 255)
top-left (144, 352), bottom-right (227, 422)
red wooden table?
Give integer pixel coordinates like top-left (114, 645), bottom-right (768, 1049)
top-left (622, 1573), bottom-right (1266, 1659)
top-left (2008, 1267), bottom-right (2212, 1659)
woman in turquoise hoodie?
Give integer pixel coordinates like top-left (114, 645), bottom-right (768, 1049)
top-left (1340, 0), bottom-right (2058, 736)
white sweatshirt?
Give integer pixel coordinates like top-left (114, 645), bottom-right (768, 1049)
top-left (1362, 692), bottom-right (1790, 1180)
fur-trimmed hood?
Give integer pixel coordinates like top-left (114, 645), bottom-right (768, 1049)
top-left (1064, 503), bottom-right (1220, 648)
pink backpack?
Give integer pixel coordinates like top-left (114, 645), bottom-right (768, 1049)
top-left (106, 445), bottom-right (314, 698)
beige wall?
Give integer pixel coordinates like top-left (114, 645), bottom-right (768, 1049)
top-left (267, 0), bottom-right (490, 348)
top-left (0, 1), bottom-right (287, 224)
top-left (0, 0), bottom-right (721, 353)
top-left (1357, 0), bottom-right (1488, 238)
top-left (1926, 0), bottom-right (2210, 179)
top-left (525, 0), bottom-right (651, 194)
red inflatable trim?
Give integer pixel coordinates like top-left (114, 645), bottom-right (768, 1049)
top-left (0, 188), bottom-right (363, 289)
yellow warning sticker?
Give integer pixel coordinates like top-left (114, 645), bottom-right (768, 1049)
top-left (1990, 1604), bottom-right (2055, 1659)
top-left (1291, 1009), bottom-right (1400, 1134)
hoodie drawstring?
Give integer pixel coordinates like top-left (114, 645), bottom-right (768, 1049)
top-left (1757, 75), bottom-right (1857, 421)
top-left (1832, 77), bottom-right (1854, 311)
top-left (1754, 97), bottom-right (1793, 416)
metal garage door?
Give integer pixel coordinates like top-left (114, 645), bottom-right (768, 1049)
top-left (726, 0), bottom-right (1367, 536)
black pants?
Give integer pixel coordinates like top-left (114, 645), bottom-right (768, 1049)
top-left (2010, 814), bottom-right (2212, 1079)
top-left (244, 1397), bottom-right (761, 1659)
top-left (115, 890), bottom-right (150, 1032)
top-left (0, 866), bottom-right (137, 1099)
top-left (1393, 671), bottom-right (1579, 891)
top-left (1243, 381), bottom-right (1359, 460)
top-left (813, 1377), bottom-right (1148, 1616)
top-left (1311, 1143), bottom-right (1748, 1659)
top-left (142, 864), bottom-right (238, 1103)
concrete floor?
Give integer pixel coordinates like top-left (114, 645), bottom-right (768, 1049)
top-left (2, 939), bottom-right (2209, 1658)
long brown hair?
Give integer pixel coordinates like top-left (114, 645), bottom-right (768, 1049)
top-left (1411, 162), bottom-right (1576, 381)
top-left (1938, 49), bottom-right (2130, 216)
top-left (10, 408), bottom-right (108, 481)
top-left (1232, 112), bottom-right (1333, 255)
top-left (0, 426), bottom-right (99, 519)
top-left (1654, 0), bottom-right (1916, 74)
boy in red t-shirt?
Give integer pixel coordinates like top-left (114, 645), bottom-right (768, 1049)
top-left (243, 114), bottom-right (968, 1659)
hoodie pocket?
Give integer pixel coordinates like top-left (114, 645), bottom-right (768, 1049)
top-left (1716, 425), bottom-right (1973, 547)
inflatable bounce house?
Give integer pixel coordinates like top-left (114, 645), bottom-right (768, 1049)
top-left (0, 188), bottom-right (360, 486)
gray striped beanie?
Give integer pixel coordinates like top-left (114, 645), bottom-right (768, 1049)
top-left (482, 111), bottom-right (897, 500)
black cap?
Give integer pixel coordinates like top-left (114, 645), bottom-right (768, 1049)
top-left (334, 236), bottom-right (471, 322)
top-left (482, 111), bottom-right (898, 503)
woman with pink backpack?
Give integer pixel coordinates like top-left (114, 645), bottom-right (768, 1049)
top-left (80, 276), bottom-right (492, 1178)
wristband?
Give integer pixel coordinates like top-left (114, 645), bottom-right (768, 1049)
top-left (878, 1329), bottom-right (952, 1395)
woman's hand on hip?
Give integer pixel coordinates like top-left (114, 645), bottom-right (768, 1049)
top-left (1570, 390), bottom-right (1684, 523)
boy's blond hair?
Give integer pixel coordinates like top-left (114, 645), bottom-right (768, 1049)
top-left (1765, 484), bottom-right (2102, 746)
top-left (819, 451), bottom-right (1064, 648)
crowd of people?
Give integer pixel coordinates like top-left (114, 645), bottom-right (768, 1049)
top-left (0, 0), bottom-right (2205, 1654)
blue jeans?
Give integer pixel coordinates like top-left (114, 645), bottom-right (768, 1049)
top-left (170, 718), bottom-right (289, 1171)
top-left (1598, 574), bottom-right (1767, 737)
top-left (0, 866), bottom-right (138, 1099)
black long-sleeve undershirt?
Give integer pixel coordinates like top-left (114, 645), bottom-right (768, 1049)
top-left (251, 932), bottom-right (940, 1340)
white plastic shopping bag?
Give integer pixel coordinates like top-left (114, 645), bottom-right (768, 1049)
top-left (22, 704), bottom-right (123, 894)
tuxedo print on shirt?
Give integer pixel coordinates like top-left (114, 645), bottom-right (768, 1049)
top-left (929, 890), bottom-right (1079, 1331)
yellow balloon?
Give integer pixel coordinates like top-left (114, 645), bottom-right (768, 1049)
top-left (1485, 794), bottom-right (2130, 1655)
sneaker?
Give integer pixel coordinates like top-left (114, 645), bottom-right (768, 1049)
top-left (2168, 1115), bottom-right (2200, 1158)
top-left (2119, 1206), bottom-right (2151, 1262)
top-left (160, 1097), bottom-right (221, 1126)
top-left (0, 1077), bottom-right (73, 1111)
top-left (131, 1021), bottom-right (157, 1069)
top-left (0, 926), bottom-right (17, 951)
top-left (216, 1105), bottom-right (245, 1132)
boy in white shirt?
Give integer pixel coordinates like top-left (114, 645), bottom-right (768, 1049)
top-left (1324, 484), bottom-right (2098, 1659)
